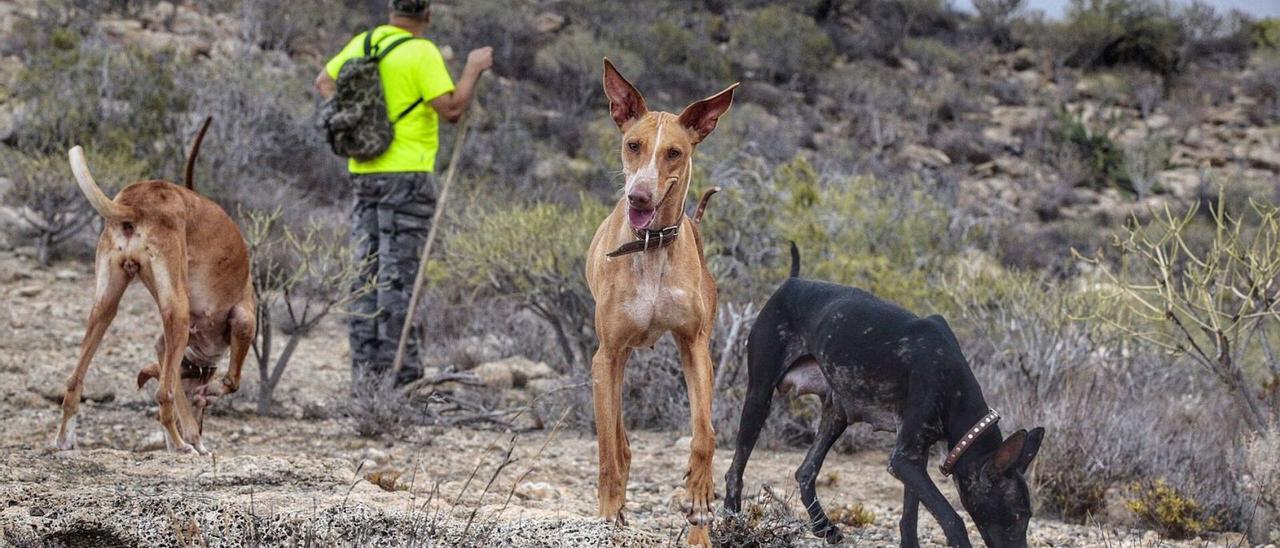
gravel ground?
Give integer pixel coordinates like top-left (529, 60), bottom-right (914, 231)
top-left (0, 251), bottom-right (1254, 547)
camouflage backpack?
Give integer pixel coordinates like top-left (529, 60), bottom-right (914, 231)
top-left (321, 31), bottom-right (423, 160)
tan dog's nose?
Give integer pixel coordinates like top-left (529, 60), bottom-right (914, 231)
top-left (627, 191), bottom-right (652, 210)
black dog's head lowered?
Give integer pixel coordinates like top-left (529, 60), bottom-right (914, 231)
top-left (955, 427), bottom-right (1045, 548)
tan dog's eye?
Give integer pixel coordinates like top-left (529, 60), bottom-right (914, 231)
top-left (627, 141), bottom-right (640, 153)
top-left (666, 148), bottom-right (681, 160)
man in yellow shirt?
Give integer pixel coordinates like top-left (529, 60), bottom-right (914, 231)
top-left (315, 0), bottom-right (491, 386)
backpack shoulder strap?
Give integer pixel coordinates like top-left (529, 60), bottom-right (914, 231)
top-left (362, 29), bottom-right (375, 57)
top-left (375, 36), bottom-right (418, 60)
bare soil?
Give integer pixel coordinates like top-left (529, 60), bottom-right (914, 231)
top-left (0, 252), bottom-right (1243, 547)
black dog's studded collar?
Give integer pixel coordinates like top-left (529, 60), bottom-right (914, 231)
top-left (606, 222), bottom-right (682, 258)
top-left (940, 409), bottom-right (1000, 476)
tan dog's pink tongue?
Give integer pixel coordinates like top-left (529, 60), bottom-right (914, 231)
top-left (628, 207), bottom-right (656, 230)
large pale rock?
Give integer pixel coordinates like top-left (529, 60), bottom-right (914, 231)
top-left (897, 144), bottom-right (951, 169)
top-left (473, 356), bottom-right (555, 389)
top-left (473, 360), bottom-right (515, 389)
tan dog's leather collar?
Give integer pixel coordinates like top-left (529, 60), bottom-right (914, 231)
top-left (940, 409), bottom-right (1000, 476)
top-left (605, 187), bottom-right (719, 259)
top-left (606, 223), bottom-right (682, 257)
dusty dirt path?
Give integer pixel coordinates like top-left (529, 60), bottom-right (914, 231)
top-left (0, 252), bottom-right (1237, 546)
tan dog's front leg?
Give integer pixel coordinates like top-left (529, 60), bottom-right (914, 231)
top-left (678, 334), bottom-right (716, 546)
top-left (54, 258), bottom-right (129, 450)
top-left (591, 344), bottom-right (631, 524)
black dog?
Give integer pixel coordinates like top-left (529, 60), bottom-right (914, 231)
top-left (724, 244), bottom-right (1045, 548)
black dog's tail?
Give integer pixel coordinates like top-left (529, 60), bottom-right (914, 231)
top-left (789, 241), bottom-right (800, 277)
top-left (183, 116), bottom-right (212, 191)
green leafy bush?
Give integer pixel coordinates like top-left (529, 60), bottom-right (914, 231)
top-left (903, 37), bottom-right (969, 75)
top-left (1061, 0), bottom-right (1184, 75)
top-left (1252, 18), bottom-right (1280, 49)
top-left (1054, 110), bottom-right (1133, 194)
top-left (731, 6), bottom-right (835, 85)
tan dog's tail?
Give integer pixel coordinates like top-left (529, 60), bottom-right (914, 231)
top-left (693, 187), bottom-right (719, 224)
top-left (184, 116), bottom-right (212, 190)
top-left (69, 146), bottom-right (136, 222)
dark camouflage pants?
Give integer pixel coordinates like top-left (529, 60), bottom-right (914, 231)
top-left (348, 172), bottom-right (435, 384)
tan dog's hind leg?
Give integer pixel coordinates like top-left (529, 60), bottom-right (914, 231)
top-left (142, 248), bottom-right (201, 454)
top-left (678, 333), bottom-right (716, 546)
top-left (591, 344), bottom-right (632, 524)
top-left (54, 255), bottom-right (130, 450)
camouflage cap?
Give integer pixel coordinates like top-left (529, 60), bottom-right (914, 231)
top-left (390, 0), bottom-right (430, 18)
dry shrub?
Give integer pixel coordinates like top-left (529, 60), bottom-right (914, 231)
top-left (345, 369), bottom-right (420, 438)
top-left (0, 150), bottom-right (143, 265)
top-left (1125, 479), bottom-right (1220, 539)
top-left (711, 488), bottom-right (806, 548)
top-left (828, 502), bottom-right (877, 528)
top-left (946, 266), bottom-right (1248, 526)
top-left (1238, 428), bottom-right (1280, 542)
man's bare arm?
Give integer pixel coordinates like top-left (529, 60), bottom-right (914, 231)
top-left (430, 47), bottom-right (493, 123)
top-left (315, 70), bottom-right (336, 100)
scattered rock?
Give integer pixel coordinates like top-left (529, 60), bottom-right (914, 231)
top-left (516, 481), bottom-right (561, 501)
top-left (446, 334), bottom-right (514, 370)
top-left (532, 12), bottom-right (566, 34)
top-left (136, 431), bottom-right (166, 452)
top-left (15, 285), bottom-right (41, 298)
top-left (54, 269), bottom-right (78, 281)
top-left (1246, 146), bottom-right (1280, 172)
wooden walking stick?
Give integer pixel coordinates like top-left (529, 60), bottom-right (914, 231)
top-left (390, 95), bottom-right (479, 379)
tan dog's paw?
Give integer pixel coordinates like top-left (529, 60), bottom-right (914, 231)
top-left (51, 419), bottom-right (77, 451)
top-left (136, 363), bottom-right (160, 389)
top-left (686, 525), bottom-right (711, 546)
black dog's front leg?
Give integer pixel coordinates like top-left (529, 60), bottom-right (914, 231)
top-left (900, 485), bottom-right (920, 548)
top-left (796, 396), bottom-right (848, 544)
top-left (889, 398), bottom-right (971, 548)
top-left (888, 449), bottom-right (969, 547)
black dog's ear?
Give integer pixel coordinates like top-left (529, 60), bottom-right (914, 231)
top-left (1014, 427), bottom-right (1045, 475)
top-left (990, 429), bottom-right (1028, 477)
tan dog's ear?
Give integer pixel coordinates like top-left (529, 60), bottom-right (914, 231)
top-left (677, 82), bottom-right (739, 144)
top-left (603, 58), bottom-right (647, 131)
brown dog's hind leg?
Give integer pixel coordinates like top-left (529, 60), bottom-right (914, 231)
top-left (677, 333), bottom-right (716, 546)
top-left (141, 249), bottom-right (201, 454)
top-left (54, 255), bottom-right (130, 450)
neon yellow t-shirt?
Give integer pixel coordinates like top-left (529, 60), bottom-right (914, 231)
top-left (325, 25), bottom-right (455, 174)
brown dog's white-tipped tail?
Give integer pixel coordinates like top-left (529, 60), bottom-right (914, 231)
top-left (69, 146), bottom-right (135, 222)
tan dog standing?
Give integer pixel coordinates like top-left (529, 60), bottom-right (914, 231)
top-left (54, 126), bottom-right (254, 455)
top-left (585, 59), bottom-right (737, 546)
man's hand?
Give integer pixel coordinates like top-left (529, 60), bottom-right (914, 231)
top-left (464, 47), bottom-right (494, 75)
top-left (433, 46), bottom-right (494, 123)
